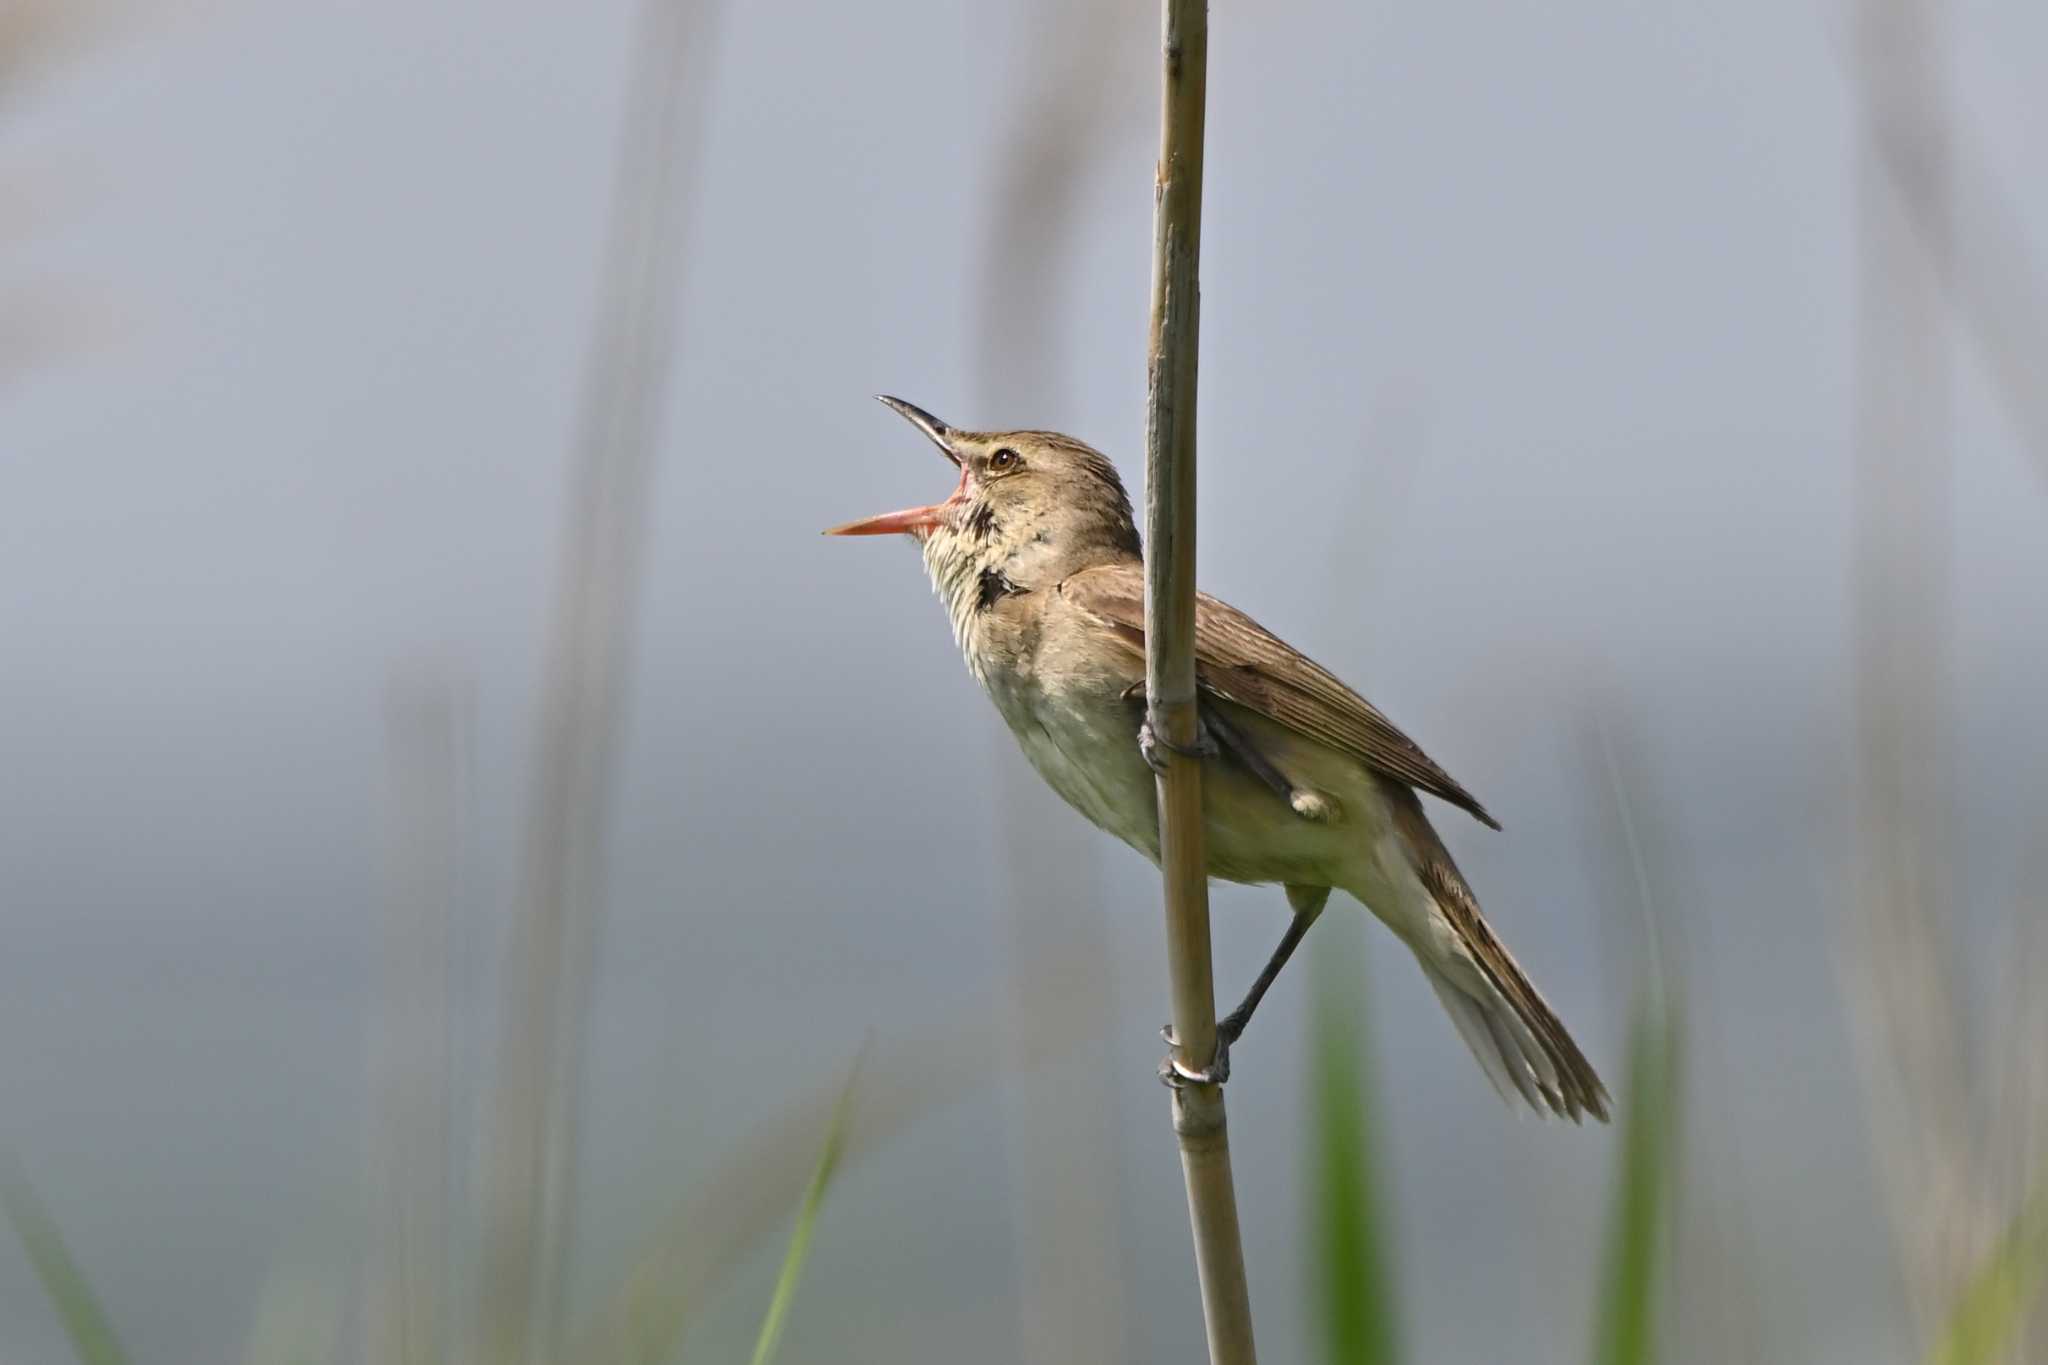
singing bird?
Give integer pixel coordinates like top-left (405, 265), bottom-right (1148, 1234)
top-left (829, 397), bottom-right (1608, 1121)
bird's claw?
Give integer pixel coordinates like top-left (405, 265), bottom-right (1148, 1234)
top-left (1140, 723), bottom-right (1168, 776)
top-left (1156, 1018), bottom-right (1243, 1089)
top-left (1138, 715), bottom-right (1220, 777)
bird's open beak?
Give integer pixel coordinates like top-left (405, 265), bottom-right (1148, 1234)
top-left (823, 395), bottom-right (968, 538)
top-left (874, 395), bottom-right (960, 466)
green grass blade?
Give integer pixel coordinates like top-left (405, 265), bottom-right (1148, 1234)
top-left (1590, 993), bottom-right (1681, 1365)
top-left (1, 1171), bottom-right (131, 1365)
top-left (746, 1051), bottom-right (864, 1365)
top-left (572, 1033), bottom-right (991, 1365)
top-left (1926, 1178), bottom-right (2048, 1365)
top-left (1309, 932), bottom-right (1400, 1365)
top-left (240, 1265), bottom-right (345, 1365)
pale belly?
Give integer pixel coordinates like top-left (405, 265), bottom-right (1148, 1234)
top-left (987, 680), bottom-right (1383, 889)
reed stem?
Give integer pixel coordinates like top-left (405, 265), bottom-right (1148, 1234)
top-left (1142, 5), bottom-right (1257, 1361)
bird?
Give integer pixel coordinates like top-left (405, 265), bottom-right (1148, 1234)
top-left (827, 396), bottom-right (1609, 1121)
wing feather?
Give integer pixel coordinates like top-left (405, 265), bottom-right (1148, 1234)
top-left (1058, 561), bottom-right (1500, 829)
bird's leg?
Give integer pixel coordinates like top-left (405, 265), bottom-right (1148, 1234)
top-left (1201, 706), bottom-right (1292, 798)
top-left (1222, 884), bottom-right (1330, 1041)
top-left (1201, 707), bottom-right (1337, 821)
top-left (1159, 885), bottom-right (1330, 1087)
top-left (1136, 698), bottom-right (1220, 776)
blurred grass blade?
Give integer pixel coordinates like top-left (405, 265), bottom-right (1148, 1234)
top-left (747, 1053), bottom-right (863, 1365)
top-left (1309, 936), bottom-right (1400, 1365)
top-left (572, 1026), bottom-right (1009, 1365)
top-left (1925, 1178), bottom-right (2048, 1365)
top-left (1, 1172), bottom-right (130, 1365)
top-left (1591, 993), bottom-right (1681, 1365)
top-left (240, 1265), bottom-right (344, 1365)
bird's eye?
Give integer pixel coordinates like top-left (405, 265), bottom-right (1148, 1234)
top-left (988, 447), bottom-right (1020, 473)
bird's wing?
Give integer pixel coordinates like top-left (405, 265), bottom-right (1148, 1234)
top-left (1057, 561), bottom-right (1501, 830)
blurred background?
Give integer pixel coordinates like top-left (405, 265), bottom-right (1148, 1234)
top-left (2, 0), bottom-right (2044, 1361)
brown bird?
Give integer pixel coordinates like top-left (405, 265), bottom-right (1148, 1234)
top-left (829, 397), bottom-right (1608, 1121)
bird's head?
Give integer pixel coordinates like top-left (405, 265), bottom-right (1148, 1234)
top-left (826, 397), bottom-right (1141, 586)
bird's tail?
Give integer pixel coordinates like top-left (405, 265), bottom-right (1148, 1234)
top-left (1382, 785), bottom-right (1611, 1122)
top-left (1417, 945), bottom-right (1609, 1122)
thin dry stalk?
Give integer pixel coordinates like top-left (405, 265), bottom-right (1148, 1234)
top-left (974, 8), bottom-right (1147, 1360)
top-left (370, 676), bottom-right (467, 1365)
top-left (1846, 38), bottom-right (2048, 494)
top-left (1143, 5), bottom-right (1256, 1362)
top-left (1841, 0), bottom-right (2011, 1345)
top-left (474, 1), bottom-right (717, 1360)
top-left (1841, 3), bottom-right (2048, 1351)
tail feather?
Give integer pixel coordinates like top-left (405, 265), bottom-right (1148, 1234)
top-left (1383, 782), bottom-right (1611, 1123)
top-left (1424, 968), bottom-right (1540, 1111)
top-left (1420, 950), bottom-right (1602, 1120)
top-left (1450, 902), bottom-right (1609, 1123)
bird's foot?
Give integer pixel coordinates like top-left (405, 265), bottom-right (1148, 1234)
top-left (1138, 714), bottom-right (1220, 777)
top-left (1156, 1014), bottom-right (1246, 1089)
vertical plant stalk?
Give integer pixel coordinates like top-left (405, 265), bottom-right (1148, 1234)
top-left (1845, 4), bottom-right (2048, 1352)
top-left (1845, 0), bottom-right (1995, 1344)
top-left (371, 678), bottom-right (466, 1365)
top-left (1591, 993), bottom-right (1682, 1365)
top-left (972, 9), bottom-right (1147, 1361)
top-left (1848, 30), bottom-right (2048, 493)
top-left (475, 1), bottom-right (718, 1360)
top-left (1308, 931), bottom-right (1399, 1365)
top-left (1143, 5), bottom-right (1256, 1362)
top-left (1586, 718), bottom-right (1688, 1365)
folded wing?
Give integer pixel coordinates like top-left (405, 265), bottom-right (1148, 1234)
top-left (1058, 561), bottom-right (1500, 830)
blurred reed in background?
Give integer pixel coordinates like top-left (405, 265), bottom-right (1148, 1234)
top-left (1845, 0), bottom-right (2048, 1360)
top-left (0, 0), bottom-right (117, 378)
top-left (472, 0), bottom-right (715, 1353)
top-left (973, 4), bottom-right (1148, 1360)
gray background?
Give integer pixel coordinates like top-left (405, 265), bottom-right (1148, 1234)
top-left (2, 0), bottom-right (2043, 1360)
